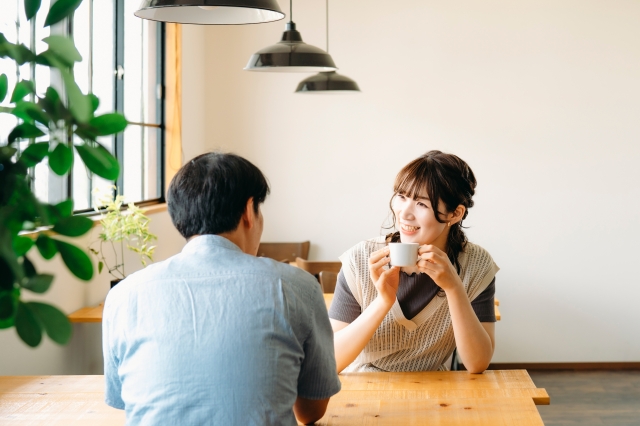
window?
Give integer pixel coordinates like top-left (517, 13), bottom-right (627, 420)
top-left (0, 0), bottom-right (165, 212)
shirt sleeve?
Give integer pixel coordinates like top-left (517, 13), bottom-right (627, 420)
top-left (102, 291), bottom-right (125, 410)
top-left (471, 277), bottom-right (496, 323)
top-left (328, 269), bottom-right (362, 323)
top-left (297, 281), bottom-right (342, 400)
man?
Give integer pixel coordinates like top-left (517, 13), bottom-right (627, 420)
top-left (103, 152), bottom-right (341, 425)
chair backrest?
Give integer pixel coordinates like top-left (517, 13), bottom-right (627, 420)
top-left (295, 257), bottom-right (342, 277)
top-left (318, 271), bottom-right (338, 293)
top-left (257, 241), bottom-right (310, 263)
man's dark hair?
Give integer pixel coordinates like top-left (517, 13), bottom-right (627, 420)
top-left (167, 152), bottom-right (270, 239)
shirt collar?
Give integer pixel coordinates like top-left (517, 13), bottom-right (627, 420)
top-left (181, 234), bottom-right (243, 255)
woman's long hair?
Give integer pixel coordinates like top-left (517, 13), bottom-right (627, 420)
top-left (388, 150), bottom-right (477, 272)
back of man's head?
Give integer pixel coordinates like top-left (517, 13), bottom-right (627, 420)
top-left (167, 152), bottom-right (270, 240)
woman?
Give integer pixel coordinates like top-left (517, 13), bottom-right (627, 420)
top-left (329, 150), bottom-right (498, 373)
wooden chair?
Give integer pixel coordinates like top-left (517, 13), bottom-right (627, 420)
top-left (318, 271), bottom-right (338, 293)
top-left (257, 241), bottom-right (310, 263)
top-left (295, 257), bottom-right (341, 279)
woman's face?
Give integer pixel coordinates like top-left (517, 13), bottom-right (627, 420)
top-left (392, 191), bottom-right (449, 246)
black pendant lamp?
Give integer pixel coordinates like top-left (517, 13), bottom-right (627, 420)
top-left (135, 0), bottom-right (285, 25)
top-left (295, 0), bottom-right (359, 93)
top-left (244, 0), bottom-right (337, 72)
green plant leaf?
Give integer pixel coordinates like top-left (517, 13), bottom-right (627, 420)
top-left (53, 240), bottom-right (93, 280)
top-left (13, 236), bottom-right (34, 257)
top-left (75, 143), bottom-right (120, 181)
top-left (27, 302), bottom-right (71, 345)
top-left (44, 0), bottom-right (83, 27)
top-left (0, 291), bottom-right (16, 320)
top-left (88, 93), bottom-right (99, 113)
top-left (55, 199), bottom-right (74, 217)
top-left (0, 258), bottom-right (15, 291)
top-left (38, 87), bottom-right (65, 122)
top-left (35, 235), bottom-right (57, 260)
top-left (25, 0), bottom-right (42, 20)
top-left (10, 80), bottom-right (36, 103)
top-left (88, 113), bottom-right (128, 136)
top-left (21, 274), bottom-right (53, 294)
top-left (12, 101), bottom-right (50, 125)
top-left (9, 123), bottom-right (46, 144)
top-left (0, 41), bottom-right (36, 65)
top-left (61, 69), bottom-right (90, 122)
top-left (0, 146), bottom-right (18, 161)
top-left (49, 143), bottom-right (73, 175)
top-left (15, 301), bottom-right (42, 347)
top-left (42, 35), bottom-right (82, 67)
top-left (98, 261), bottom-right (103, 274)
top-left (0, 228), bottom-right (23, 283)
top-left (0, 74), bottom-right (7, 103)
top-left (18, 141), bottom-right (49, 166)
top-left (52, 215), bottom-right (93, 237)
top-left (23, 256), bottom-right (36, 278)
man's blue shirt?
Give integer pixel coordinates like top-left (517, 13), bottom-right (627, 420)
top-left (103, 235), bottom-right (341, 425)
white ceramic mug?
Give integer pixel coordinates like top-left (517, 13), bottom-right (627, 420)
top-left (388, 243), bottom-right (419, 267)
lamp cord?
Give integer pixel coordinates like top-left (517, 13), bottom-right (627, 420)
top-left (290, 0), bottom-right (292, 23)
top-left (326, 0), bottom-right (329, 53)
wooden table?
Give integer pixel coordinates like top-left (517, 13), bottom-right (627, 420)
top-left (68, 304), bottom-right (104, 323)
top-left (0, 371), bottom-right (547, 425)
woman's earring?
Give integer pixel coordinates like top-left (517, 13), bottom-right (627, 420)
top-left (448, 222), bottom-right (451, 227)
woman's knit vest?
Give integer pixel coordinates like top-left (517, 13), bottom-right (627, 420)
top-left (339, 236), bottom-right (499, 372)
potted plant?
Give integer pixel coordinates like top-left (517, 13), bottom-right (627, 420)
top-left (0, 0), bottom-right (126, 347)
top-left (89, 187), bottom-right (157, 287)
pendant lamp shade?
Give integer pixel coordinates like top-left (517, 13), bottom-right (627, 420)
top-left (244, 22), bottom-right (337, 72)
top-left (296, 71), bottom-right (360, 93)
top-left (135, 0), bottom-right (285, 25)
top-left (295, 0), bottom-right (359, 93)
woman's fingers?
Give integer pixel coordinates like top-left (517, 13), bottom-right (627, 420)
top-left (381, 265), bottom-right (400, 282)
top-left (370, 255), bottom-right (390, 271)
top-left (418, 244), bottom-right (446, 256)
top-left (369, 247), bottom-right (390, 282)
top-left (369, 247), bottom-right (390, 264)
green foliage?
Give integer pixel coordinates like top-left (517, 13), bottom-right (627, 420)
top-left (44, 0), bottom-right (83, 27)
top-left (48, 143), bottom-right (73, 175)
top-left (90, 187), bottom-right (157, 280)
top-left (0, 2), bottom-right (127, 347)
top-left (0, 74), bottom-right (8, 102)
top-left (25, 0), bottom-right (43, 21)
top-left (75, 143), bottom-right (120, 180)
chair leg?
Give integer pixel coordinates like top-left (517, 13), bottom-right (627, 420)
top-left (451, 348), bottom-right (459, 371)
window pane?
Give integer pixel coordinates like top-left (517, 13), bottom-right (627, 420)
top-left (92, 0), bottom-right (114, 117)
top-left (1, 2), bottom-right (20, 145)
top-left (73, 0), bottom-right (90, 94)
top-left (123, 2), bottom-right (159, 124)
top-left (122, 125), bottom-right (162, 203)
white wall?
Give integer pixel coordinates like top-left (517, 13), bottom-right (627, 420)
top-left (195, 0), bottom-right (640, 362)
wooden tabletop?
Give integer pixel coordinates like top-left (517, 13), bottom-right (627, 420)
top-left (68, 304), bottom-right (104, 323)
top-left (0, 372), bottom-right (547, 425)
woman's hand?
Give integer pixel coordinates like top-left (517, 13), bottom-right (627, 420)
top-left (416, 245), bottom-right (463, 293)
top-left (368, 247), bottom-right (400, 306)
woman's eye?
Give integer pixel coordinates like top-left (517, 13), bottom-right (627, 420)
top-left (417, 202), bottom-right (428, 208)
top-left (396, 194), bottom-right (406, 200)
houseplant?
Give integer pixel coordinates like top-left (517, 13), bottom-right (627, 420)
top-left (89, 187), bottom-right (157, 286)
top-left (0, 0), bottom-right (127, 347)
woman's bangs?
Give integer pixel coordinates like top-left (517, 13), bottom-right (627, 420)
top-left (394, 162), bottom-right (431, 200)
